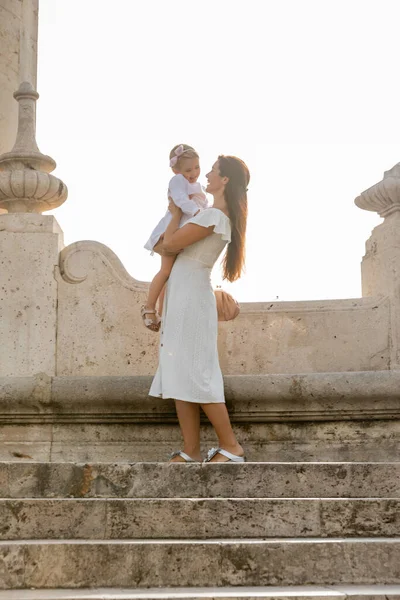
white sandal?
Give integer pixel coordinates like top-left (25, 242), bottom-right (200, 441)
top-left (204, 447), bottom-right (246, 463)
top-left (169, 451), bottom-right (197, 463)
top-left (141, 306), bottom-right (161, 332)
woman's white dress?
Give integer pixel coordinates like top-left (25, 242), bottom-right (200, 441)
top-left (149, 208), bottom-right (231, 404)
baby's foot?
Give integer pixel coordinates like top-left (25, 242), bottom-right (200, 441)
top-left (141, 306), bottom-right (161, 332)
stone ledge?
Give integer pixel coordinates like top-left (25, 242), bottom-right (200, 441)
top-left (0, 371), bottom-right (400, 424)
top-left (1, 587), bottom-right (400, 600)
top-left (0, 585), bottom-right (400, 600)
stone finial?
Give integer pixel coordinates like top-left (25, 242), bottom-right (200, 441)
top-left (0, 82), bottom-right (68, 213)
top-left (355, 163), bottom-right (400, 219)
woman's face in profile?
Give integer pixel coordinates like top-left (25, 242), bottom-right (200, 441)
top-left (206, 161), bottom-right (224, 194)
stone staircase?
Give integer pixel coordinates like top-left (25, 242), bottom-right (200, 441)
top-left (0, 461), bottom-right (400, 598)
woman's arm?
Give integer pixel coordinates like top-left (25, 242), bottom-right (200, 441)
top-left (162, 202), bottom-right (213, 254)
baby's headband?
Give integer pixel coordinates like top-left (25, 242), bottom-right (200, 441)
top-left (169, 145), bottom-right (193, 167)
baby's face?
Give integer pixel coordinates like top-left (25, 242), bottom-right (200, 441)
top-left (176, 157), bottom-right (200, 184)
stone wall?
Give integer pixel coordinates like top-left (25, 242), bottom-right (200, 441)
top-left (54, 238), bottom-right (391, 377)
top-left (0, 209), bottom-right (396, 378)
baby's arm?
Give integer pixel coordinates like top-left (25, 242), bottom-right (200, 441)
top-left (169, 175), bottom-right (200, 216)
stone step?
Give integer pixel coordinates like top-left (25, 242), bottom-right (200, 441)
top-left (1, 462), bottom-right (400, 499)
top-left (1, 539), bottom-right (400, 588)
top-left (3, 373), bottom-right (400, 463)
top-left (1, 585), bottom-right (400, 599)
top-left (0, 498), bottom-right (400, 540)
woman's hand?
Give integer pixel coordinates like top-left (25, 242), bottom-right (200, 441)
top-left (153, 236), bottom-right (180, 257)
top-left (168, 197), bottom-right (183, 218)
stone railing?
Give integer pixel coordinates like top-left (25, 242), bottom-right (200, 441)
top-left (54, 240), bottom-right (390, 376)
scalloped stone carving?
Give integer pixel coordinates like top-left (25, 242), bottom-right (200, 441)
top-left (59, 241), bottom-right (149, 291)
top-left (355, 163), bottom-right (400, 218)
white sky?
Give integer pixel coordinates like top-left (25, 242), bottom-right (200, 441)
top-left (36, 0), bottom-right (400, 302)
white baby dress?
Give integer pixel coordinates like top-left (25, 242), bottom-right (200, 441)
top-left (144, 174), bottom-right (208, 251)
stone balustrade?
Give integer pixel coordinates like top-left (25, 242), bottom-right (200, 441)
top-left (0, 65), bottom-right (399, 381)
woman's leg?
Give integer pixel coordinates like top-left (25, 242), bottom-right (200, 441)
top-left (200, 403), bottom-right (244, 462)
top-left (144, 255), bottom-right (176, 327)
top-left (170, 400), bottom-right (202, 462)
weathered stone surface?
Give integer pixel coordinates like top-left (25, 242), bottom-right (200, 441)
top-left (56, 242), bottom-right (157, 378)
top-left (2, 372), bottom-right (400, 424)
top-left (0, 374), bottom-right (52, 412)
top-left (0, 542), bottom-right (24, 588)
top-left (2, 431), bottom-right (400, 463)
top-left (95, 497), bottom-right (400, 539)
top-left (0, 216), bottom-right (64, 377)
top-left (19, 540), bottom-right (221, 588)
top-left (6, 461), bottom-right (80, 498)
top-left (0, 499), bottom-right (106, 539)
top-left (2, 462), bottom-right (400, 499)
top-left (219, 540), bottom-right (400, 586)
top-left (319, 499), bottom-right (400, 537)
top-left (30, 419), bottom-right (400, 462)
top-left (1, 539), bottom-right (400, 588)
top-left (0, 498), bottom-right (399, 540)
top-left (218, 297), bottom-right (390, 375)
top-left (0, 424), bottom-right (53, 443)
top-left (0, 462), bottom-right (7, 497)
top-left (0, 442), bottom-right (51, 462)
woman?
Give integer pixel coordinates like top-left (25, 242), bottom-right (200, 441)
top-left (149, 155), bottom-right (249, 463)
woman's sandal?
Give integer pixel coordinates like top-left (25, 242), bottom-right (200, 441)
top-left (204, 447), bottom-right (246, 463)
top-left (169, 450), bottom-right (197, 463)
top-left (141, 306), bottom-right (161, 332)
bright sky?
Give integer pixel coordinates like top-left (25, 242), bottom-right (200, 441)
top-left (36, 0), bottom-right (400, 302)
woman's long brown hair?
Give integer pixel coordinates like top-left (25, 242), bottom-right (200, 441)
top-left (218, 155), bottom-right (250, 282)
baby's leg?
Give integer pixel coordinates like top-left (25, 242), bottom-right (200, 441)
top-left (158, 283), bottom-right (167, 317)
top-left (146, 254), bottom-right (176, 312)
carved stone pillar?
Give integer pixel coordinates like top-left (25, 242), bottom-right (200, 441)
top-left (0, 0), bottom-right (38, 214)
top-left (355, 163), bottom-right (400, 368)
top-left (0, 83), bottom-right (67, 376)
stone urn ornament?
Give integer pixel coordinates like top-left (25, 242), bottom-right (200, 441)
top-left (0, 82), bottom-right (68, 213)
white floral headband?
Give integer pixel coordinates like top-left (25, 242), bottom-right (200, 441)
top-left (169, 145), bottom-right (193, 167)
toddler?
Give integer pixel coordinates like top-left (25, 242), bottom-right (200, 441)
top-left (142, 144), bottom-right (208, 331)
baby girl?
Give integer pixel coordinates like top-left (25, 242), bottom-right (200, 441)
top-left (142, 144), bottom-right (208, 331)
